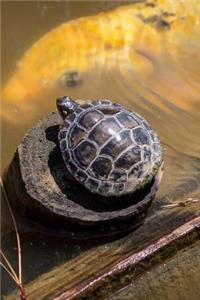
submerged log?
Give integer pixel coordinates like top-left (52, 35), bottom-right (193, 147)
top-left (4, 112), bottom-right (162, 240)
top-left (5, 216), bottom-right (200, 300)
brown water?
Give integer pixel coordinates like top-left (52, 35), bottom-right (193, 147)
top-left (1, 0), bottom-right (200, 298)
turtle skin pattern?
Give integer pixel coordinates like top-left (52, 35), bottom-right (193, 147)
top-left (58, 100), bottom-right (163, 197)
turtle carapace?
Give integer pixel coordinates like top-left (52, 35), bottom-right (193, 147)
top-left (57, 96), bottom-right (163, 197)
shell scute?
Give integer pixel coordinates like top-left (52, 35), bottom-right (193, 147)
top-left (100, 130), bottom-right (132, 159)
top-left (117, 111), bottom-right (139, 128)
top-left (113, 183), bottom-right (125, 194)
top-left (63, 120), bottom-right (71, 128)
top-left (63, 150), bottom-right (70, 161)
top-left (112, 102), bottom-right (122, 108)
top-left (115, 146), bottom-right (141, 169)
top-left (91, 100), bottom-right (101, 106)
top-left (110, 169), bottom-right (127, 182)
top-left (133, 127), bottom-right (150, 145)
top-left (75, 107), bottom-right (84, 114)
top-left (153, 142), bottom-right (162, 153)
top-left (68, 160), bottom-right (78, 173)
top-left (68, 112), bottom-right (76, 122)
top-left (81, 103), bottom-right (93, 109)
top-left (142, 121), bottom-right (152, 131)
top-left (143, 148), bottom-right (151, 161)
top-left (60, 139), bottom-right (67, 152)
top-left (70, 126), bottom-right (86, 148)
top-left (79, 110), bottom-right (103, 129)
top-left (98, 182), bottom-right (113, 195)
top-left (76, 169), bottom-right (87, 183)
top-left (129, 163), bottom-right (143, 178)
top-left (90, 156), bottom-right (112, 179)
top-left (58, 129), bottom-right (67, 141)
top-left (85, 178), bottom-right (99, 192)
top-left (74, 140), bottom-right (97, 167)
top-left (88, 118), bottom-right (121, 145)
top-left (100, 99), bottom-right (112, 105)
top-left (98, 107), bottom-right (120, 115)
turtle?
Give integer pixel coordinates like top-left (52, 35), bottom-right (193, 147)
top-left (56, 96), bottom-right (163, 197)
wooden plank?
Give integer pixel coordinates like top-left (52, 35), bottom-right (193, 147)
top-left (5, 206), bottom-right (200, 300)
top-left (53, 216), bottom-right (200, 299)
top-left (108, 240), bottom-right (200, 300)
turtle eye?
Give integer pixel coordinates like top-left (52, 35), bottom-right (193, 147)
top-left (65, 100), bottom-right (74, 112)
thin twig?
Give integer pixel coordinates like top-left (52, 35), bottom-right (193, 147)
top-left (162, 203), bottom-right (183, 209)
top-left (0, 176), bottom-right (27, 299)
top-left (0, 250), bottom-right (18, 281)
top-left (0, 177), bottom-right (22, 283)
top-left (162, 197), bottom-right (200, 209)
top-left (0, 262), bottom-right (19, 284)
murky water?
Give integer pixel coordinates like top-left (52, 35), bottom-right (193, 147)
top-left (1, 0), bottom-right (200, 298)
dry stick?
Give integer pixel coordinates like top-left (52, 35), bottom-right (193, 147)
top-left (0, 249), bottom-right (18, 281)
top-left (0, 177), bottom-right (22, 283)
top-left (162, 198), bottom-right (200, 209)
top-left (0, 262), bottom-right (19, 283)
top-left (0, 176), bottom-right (26, 299)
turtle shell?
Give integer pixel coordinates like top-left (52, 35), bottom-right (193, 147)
top-left (58, 99), bottom-right (163, 197)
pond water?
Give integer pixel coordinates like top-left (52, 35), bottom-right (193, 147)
top-left (1, 0), bottom-right (200, 298)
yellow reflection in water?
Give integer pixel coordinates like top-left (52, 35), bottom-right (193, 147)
top-left (1, 0), bottom-right (200, 170)
top-left (2, 0), bottom-right (200, 122)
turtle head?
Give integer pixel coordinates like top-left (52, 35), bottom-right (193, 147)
top-left (56, 96), bottom-right (78, 119)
